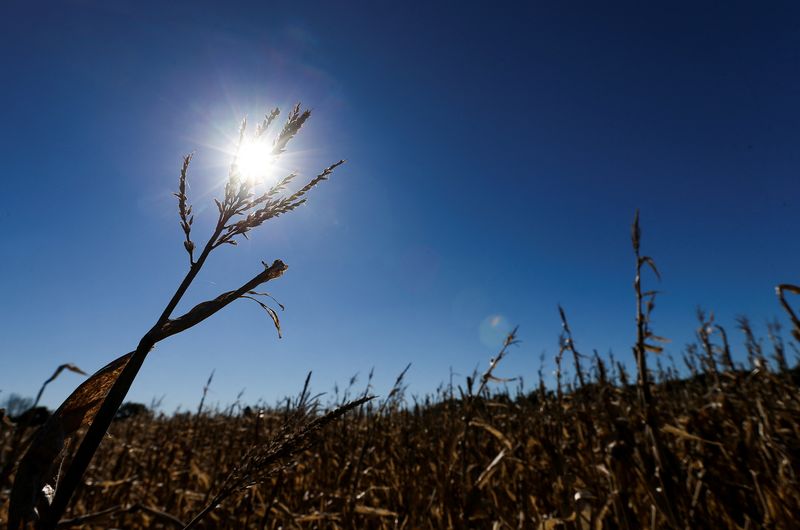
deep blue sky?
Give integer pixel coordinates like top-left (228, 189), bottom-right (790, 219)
top-left (1, 1), bottom-right (798, 411)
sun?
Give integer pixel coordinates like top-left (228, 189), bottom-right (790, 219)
top-left (236, 137), bottom-right (274, 183)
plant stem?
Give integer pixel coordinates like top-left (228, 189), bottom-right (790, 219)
top-left (40, 229), bottom-right (223, 529)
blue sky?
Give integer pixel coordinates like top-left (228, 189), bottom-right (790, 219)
top-left (1, 1), bottom-right (798, 411)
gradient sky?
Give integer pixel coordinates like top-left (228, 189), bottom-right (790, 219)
top-left (1, 1), bottom-right (798, 412)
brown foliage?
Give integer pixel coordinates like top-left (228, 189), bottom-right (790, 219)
top-left (2, 360), bottom-right (798, 529)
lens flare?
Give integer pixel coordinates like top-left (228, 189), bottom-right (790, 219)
top-left (479, 314), bottom-right (512, 349)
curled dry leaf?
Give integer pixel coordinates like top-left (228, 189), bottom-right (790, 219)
top-left (50, 363), bottom-right (87, 379)
top-left (776, 284), bottom-right (800, 341)
top-left (8, 352), bottom-right (132, 530)
top-left (469, 420), bottom-right (513, 450)
top-left (31, 363), bottom-right (88, 411)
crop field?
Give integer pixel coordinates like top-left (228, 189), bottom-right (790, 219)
top-left (2, 319), bottom-right (799, 529)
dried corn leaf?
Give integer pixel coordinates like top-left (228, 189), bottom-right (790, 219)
top-left (8, 351), bottom-right (133, 530)
top-left (476, 448), bottom-right (507, 489)
top-left (191, 460), bottom-right (211, 490)
top-left (660, 424), bottom-right (723, 448)
top-left (355, 504), bottom-right (399, 517)
top-left (295, 511), bottom-right (341, 522)
top-left (470, 419), bottom-right (513, 450)
top-left (45, 363), bottom-right (88, 384)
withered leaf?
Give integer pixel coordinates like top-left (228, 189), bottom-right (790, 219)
top-left (640, 256), bottom-right (661, 280)
top-left (59, 363), bottom-right (87, 376)
top-left (241, 295), bottom-right (282, 338)
top-left (8, 351), bottom-right (132, 530)
top-left (644, 343), bottom-right (664, 354)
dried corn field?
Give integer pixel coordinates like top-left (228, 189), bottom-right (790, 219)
top-left (2, 347), bottom-right (799, 529)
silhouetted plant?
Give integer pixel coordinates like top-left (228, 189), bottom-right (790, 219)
top-left (7, 104), bottom-right (344, 530)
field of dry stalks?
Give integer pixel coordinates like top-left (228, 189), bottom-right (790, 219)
top-left (1, 108), bottom-right (798, 528)
top-left (2, 326), bottom-right (799, 529)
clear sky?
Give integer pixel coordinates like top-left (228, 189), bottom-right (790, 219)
top-left (1, 1), bottom-right (798, 412)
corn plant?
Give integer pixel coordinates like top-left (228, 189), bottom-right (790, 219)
top-left (7, 104), bottom-right (344, 530)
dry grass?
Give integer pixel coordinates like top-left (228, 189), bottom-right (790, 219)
top-left (2, 349), bottom-right (798, 529)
